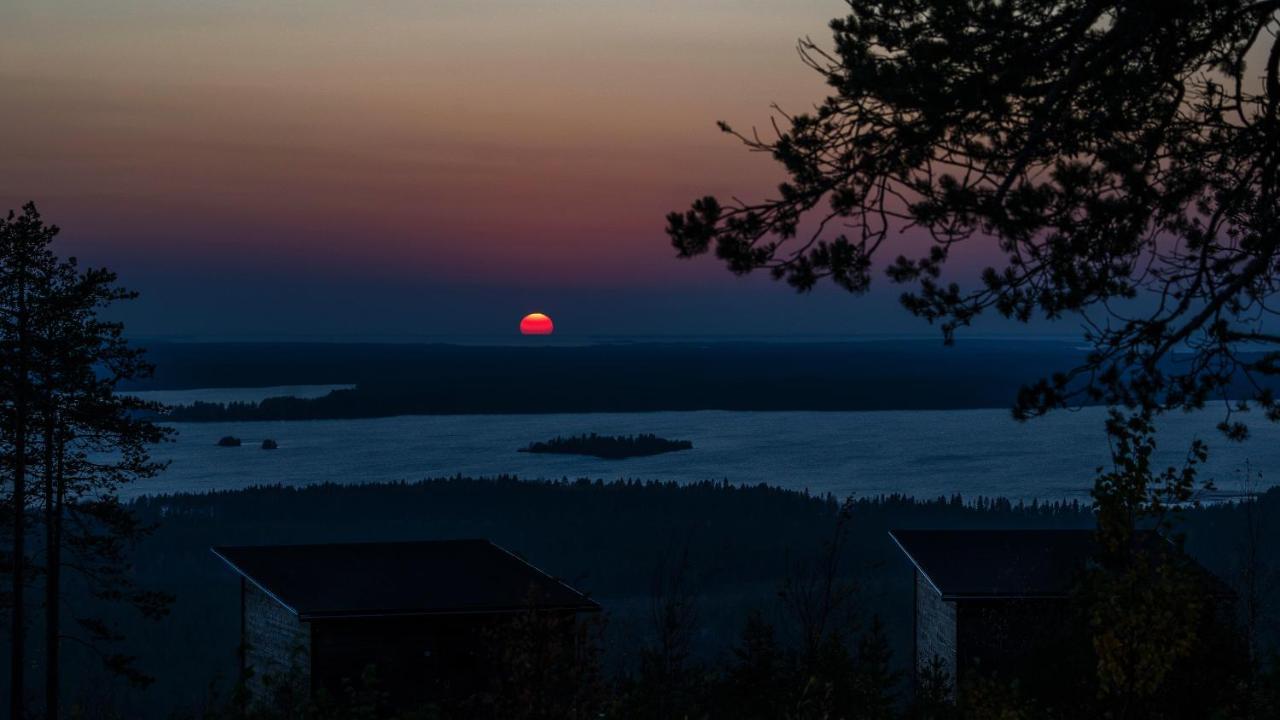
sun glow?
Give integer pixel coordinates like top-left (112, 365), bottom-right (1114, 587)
top-left (519, 312), bottom-right (554, 335)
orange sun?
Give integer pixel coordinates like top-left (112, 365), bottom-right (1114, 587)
top-left (519, 312), bottom-right (554, 335)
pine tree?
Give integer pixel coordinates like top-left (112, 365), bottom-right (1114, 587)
top-left (850, 616), bottom-right (899, 720)
top-left (909, 657), bottom-right (954, 720)
top-left (1, 202), bottom-right (171, 718)
top-left (723, 610), bottom-right (790, 720)
top-left (1, 202), bottom-right (57, 719)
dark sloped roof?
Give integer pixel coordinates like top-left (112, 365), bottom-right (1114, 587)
top-left (890, 529), bottom-right (1234, 601)
top-left (892, 529), bottom-right (1093, 600)
top-left (212, 539), bottom-right (600, 620)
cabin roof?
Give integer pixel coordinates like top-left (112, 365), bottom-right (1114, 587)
top-left (890, 529), bottom-right (1097, 600)
top-left (890, 528), bottom-right (1232, 602)
top-left (212, 539), bottom-right (600, 620)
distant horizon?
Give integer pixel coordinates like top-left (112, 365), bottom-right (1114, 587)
top-left (124, 331), bottom-right (1089, 346)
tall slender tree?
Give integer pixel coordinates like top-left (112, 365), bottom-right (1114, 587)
top-left (1, 203), bottom-right (57, 720)
top-left (1, 203), bottom-right (170, 719)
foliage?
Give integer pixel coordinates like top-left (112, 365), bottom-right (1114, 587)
top-left (667, 0), bottom-right (1280, 431)
top-left (621, 540), bottom-right (709, 719)
top-left (666, 3), bottom-right (1280, 714)
top-left (1085, 412), bottom-right (1206, 705)
top-left (1073, 411), bottom-right (1249, 717)
top-left (908, 656), bottom-right (954, 720)
top-left (0, 202), bottom-right (171, 716)
top-left (719, 611), bottom-right (791, 720)
top-left (473, 608), bottom-right (608, 720)
top-left (187, 665), bottom-right (442, 720)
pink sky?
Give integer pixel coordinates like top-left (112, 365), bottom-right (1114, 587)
top-left (2, 1), bottom-right (1191, 338)
top-left (2, 1), bottom-right (846, 285)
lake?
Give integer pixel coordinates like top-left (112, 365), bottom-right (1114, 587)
top-left (128, 388), bottom-right (1280, 502)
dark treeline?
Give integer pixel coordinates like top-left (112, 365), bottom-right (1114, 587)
top-left (520, 433), bottom-right (694, 459)
top-left (139, 341), bottom-right (1280, 422)
top-left (141, 341), bottom-right (1093, 420)
top-left (22, 476), bottom-right (1278, 717)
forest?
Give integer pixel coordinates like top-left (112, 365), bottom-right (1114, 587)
top-left (140, 341), bottom-right (1280, 422)
top-left (145, 341), bottom-right (1089, 421)
top-left (11, 476), bottom-right (1274, 718)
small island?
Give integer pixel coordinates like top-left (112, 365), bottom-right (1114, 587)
top-left (216, 436), bottom-right (242, 447)
top-left (519, 433), bottom-right (693, 460)
top-left (261, 439), bottom-right (278, 450)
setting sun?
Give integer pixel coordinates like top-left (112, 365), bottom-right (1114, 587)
top-left (519, 312), bottom-right (554, 335)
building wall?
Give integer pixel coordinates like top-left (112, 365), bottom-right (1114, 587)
top-left (915, 570), bottom-right (957, 683)
top-left (310, 614), bottom-right (495, 705)
top-left (954, 599), bottom-right (1076, 683)
top-left (309, 611), bottom-right (586, 707)
top-left (243, 580), bottom-right (311, 697)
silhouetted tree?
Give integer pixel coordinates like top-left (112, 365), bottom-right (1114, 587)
top-left (721, 610), bottom-right (790, 720)
top-left (774, 497), bottom-right (903, 719)
top-left (1, 202), bottom-right (55, 718)
top-left (624, 541), bottom-right (707, 720)
top-left (956, 677), bottom-right (1037, 720)
top-left (1249, 654), bottom-right (1280, 719)
top-left (909, 657), bottom-right (954, 720)
top-left (850, 617), bottom-right (899, 720)
top-left (781, 497), bottom-right (860, 663)
top-left (668, 3), bottom-right (1279, 713)
top-left (667, 0), bottom-right (1280, 431)
top-left (476, 607), bottom-right (607, 720)
top-left (1076, 411), bottom-right (1251, 717)
top-left (1232, 463), bottom-right (1279, 672)
top-left (1, 202), bottom-right (170, 718)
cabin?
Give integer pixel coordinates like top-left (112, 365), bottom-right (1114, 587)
top-left (889, 529), bottom-right (1231, 690)
top-left (212, 539), bottom-right (600, 705)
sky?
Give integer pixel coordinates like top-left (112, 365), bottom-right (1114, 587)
top-left (1, 1), bottom-right (1067, 340)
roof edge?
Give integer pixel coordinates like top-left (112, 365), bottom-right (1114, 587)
top-left (486, 540), bottom-right (599, 609)
top-left (887, 530), bottom-right (946, 599)
top-left (299, 602), bottom-right (603, 621)
top-left (210, 541), bottom-right (603, 619)
top-left (940, 592), bottom-right (1072, 602)
top-left (210, 546), bottom-right (301, 617)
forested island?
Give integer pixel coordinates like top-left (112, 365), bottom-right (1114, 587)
top-left (519, 433), bottom-right (693, 459)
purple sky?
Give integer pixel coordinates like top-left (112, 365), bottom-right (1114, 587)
top-left (1, 1), bottom-right (1087, 339)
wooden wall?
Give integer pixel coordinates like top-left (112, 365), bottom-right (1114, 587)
top-left (914, 570), bottom-right (957, 685)
top-left (243, 581), bottom-right (311, 697)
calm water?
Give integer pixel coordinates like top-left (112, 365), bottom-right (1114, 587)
top-left (127, 388), bottom-right (1280, 503)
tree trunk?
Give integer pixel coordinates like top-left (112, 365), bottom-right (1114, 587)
top-left (10, 272), bottom-right (28, 720)
top-left (10, 400), bottom-right (27, 720)
top-left (42, 417), bottom-right (60, 720)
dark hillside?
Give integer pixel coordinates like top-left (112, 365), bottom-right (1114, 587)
top-left (18, 477), bottom-right (1278, 716)
top-left (18, 478), bottom-right (1098, 715)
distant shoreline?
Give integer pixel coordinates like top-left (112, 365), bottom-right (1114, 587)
top-left (129, 339), bottom-right (1091, 420)
top-left (124, 339), bottom-right (1274, 422)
